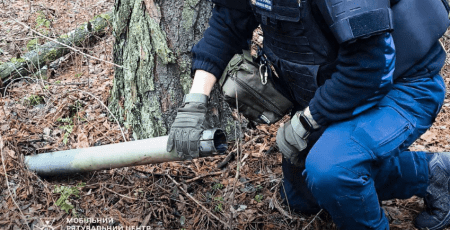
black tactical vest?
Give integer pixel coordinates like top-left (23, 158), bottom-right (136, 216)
top-left (249, 0), bottom-right (450, 108)
top-left (251, 0), bottom-right (339, 108)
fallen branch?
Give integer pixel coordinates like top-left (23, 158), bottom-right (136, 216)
top-left (270, 192), bottom-right (294, 219)
top-left (228, 90), bottom-right (244, 227)
top-left (217, 135), bottom-right (261, 169)
top-left (103, 185), bottom-right (137, 200)
top-left (184, 171), bottom-right (222, 183)
top-left (0, 12), bottom-right (121, 80)
top-left (217, 151), bottom-right (235, 169)
top-left (302, 209), bottom-right (323, 230)
top-left (166, 174), bottom-right (231, 229)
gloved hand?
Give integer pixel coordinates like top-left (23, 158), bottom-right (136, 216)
top-left (276, 108), bottom-right (320, 166)
top-left (167, 93), bottom-right (209, 159)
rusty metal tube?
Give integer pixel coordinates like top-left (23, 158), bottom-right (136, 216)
top-left (25, 129), bottom-right (227, 176)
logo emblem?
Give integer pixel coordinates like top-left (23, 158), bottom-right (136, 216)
top-left (35, 218), bottom-right (58, 230)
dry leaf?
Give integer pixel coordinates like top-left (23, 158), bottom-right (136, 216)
top-left (420, 130), bottom-right (437, 142)
top-left (5, 148), bottom-right (16, 159)
top-left (74, 132), bottom-right (89, 149)
top-left (1, 124), bottom-right (10, 131)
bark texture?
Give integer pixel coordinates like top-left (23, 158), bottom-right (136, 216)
top-left (110, 0), bottom-right (237, 140)
top-left (0, 12), bottom-right (113, 80)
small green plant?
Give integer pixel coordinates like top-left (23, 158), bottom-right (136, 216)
top-left (213, 196), bottom-right (224, 212)
top-left (55, 80), bottom-right (61, 84)
top-left (25, 95), bottom-right (44, 106)
top-left (69, 100), bottom-right (84, 118)
top-left (60, 125), bottom-right (73, 145)
top-left (58, 117), bottom-right (74, 145)
top-left (35, 12), bottom-right (51, 35)
top-left (26, 38), bottom-right (39, 51)
top-left (54, 182), bottom-right (86, 215)
top-left (74, 73), bottom-right (83, 78)
top-left (214, 203), bottom-right (223, 212)
top-left (212, 183), bottom-right (223, 190)
top-left (254, 194), bottom-right (263, 203)
top-left (57, 117), bottom-right (73, 124)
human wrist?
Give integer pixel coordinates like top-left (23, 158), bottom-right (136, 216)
top-left (189, 70), bottom-right (217, 96)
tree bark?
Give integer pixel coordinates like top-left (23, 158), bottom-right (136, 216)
top-left (109, 0), bottom-right (237, 140)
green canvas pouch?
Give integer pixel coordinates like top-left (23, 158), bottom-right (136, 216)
top-left (220, 50), bottom-right (293, 124)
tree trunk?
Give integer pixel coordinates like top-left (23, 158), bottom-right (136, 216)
top-left (109, 0), bottom-right (237, 140)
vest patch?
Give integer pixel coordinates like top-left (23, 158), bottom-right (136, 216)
top-left (256, 0), bottom-right (272, 11)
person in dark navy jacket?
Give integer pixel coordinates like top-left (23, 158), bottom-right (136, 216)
top-left (166, 0), bottom-right (450, 229)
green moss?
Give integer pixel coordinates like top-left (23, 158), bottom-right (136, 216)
top-left (179, 61), bottom-right (192, 94)
top-left (138, 95), bottom-right (167, 138)
top-left (26, 95), bottom-right (44, 106)
top-left (92, 13), bottom-right (112, 22)
top-left (26, 39), bottom-right (39, 51)
top-left (147, 16), bottom-right (175, 64)
top-left (225, 119), bottom-right (235, 138)
top-left (45, 49), bottom-right (59, 62)
top-left (36, 12), bottom-right (51, 29)
top-left (10, 57), bottom-right (25, 63)
top-left (182, 0), bottom-right (201, 31)
top-left (89, 13), bottom-right (112, 32)
top-left (99, 13), bottom-right (111, 21)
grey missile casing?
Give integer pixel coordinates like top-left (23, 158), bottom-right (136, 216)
top-left (25, 129), bottom-right (227, 176)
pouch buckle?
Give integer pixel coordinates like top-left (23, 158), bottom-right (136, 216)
top-left (259, 64), bottom-right (268, 85)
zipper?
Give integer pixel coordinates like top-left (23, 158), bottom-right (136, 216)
top-left (233, 76), bottom-right (284, 116)
top-left (379, 123), bottom-right (411, 146)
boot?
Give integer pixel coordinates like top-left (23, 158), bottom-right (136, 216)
top-left (415, 152), bottom-right (450, 230)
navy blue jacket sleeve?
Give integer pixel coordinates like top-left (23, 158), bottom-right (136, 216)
top-left (309, 32), bottom-right (396, 126)
top-left (191, 5), bottom-right (259, 79)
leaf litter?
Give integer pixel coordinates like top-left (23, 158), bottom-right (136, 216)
top-left (1, 0), bottom-right (450, 229)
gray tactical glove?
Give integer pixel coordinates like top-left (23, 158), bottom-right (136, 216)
top-left (167, 93), bottom-right (209, 159)
top-left (276, 108), bottom-right (320, 166)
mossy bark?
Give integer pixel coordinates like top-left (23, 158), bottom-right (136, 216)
top-left (109, 0), bottom-right (237, 140)
top-left (0, 12), bottom-right (113, 80)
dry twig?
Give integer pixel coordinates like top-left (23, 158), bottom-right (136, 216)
top-left (0, 134), bottom-right (31, 230)
top-left (271, 192), bottom-right (294, 219)
top-left (184, 171), bottom-right (222, 183)
top-left (228, 89), bottom-right (243, 227)
top-left (166, 174), bottom-right (232, 229)
top-left (103, 185), bottom-right (137, 200)
top-left (302, 209), bottom-right (323, 230)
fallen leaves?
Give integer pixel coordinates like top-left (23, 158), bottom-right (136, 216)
top-left (420, 130), bottom-right (437, 143)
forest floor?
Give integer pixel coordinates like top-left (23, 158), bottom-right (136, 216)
top-left (1, 0), bottom-right (450, 229)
